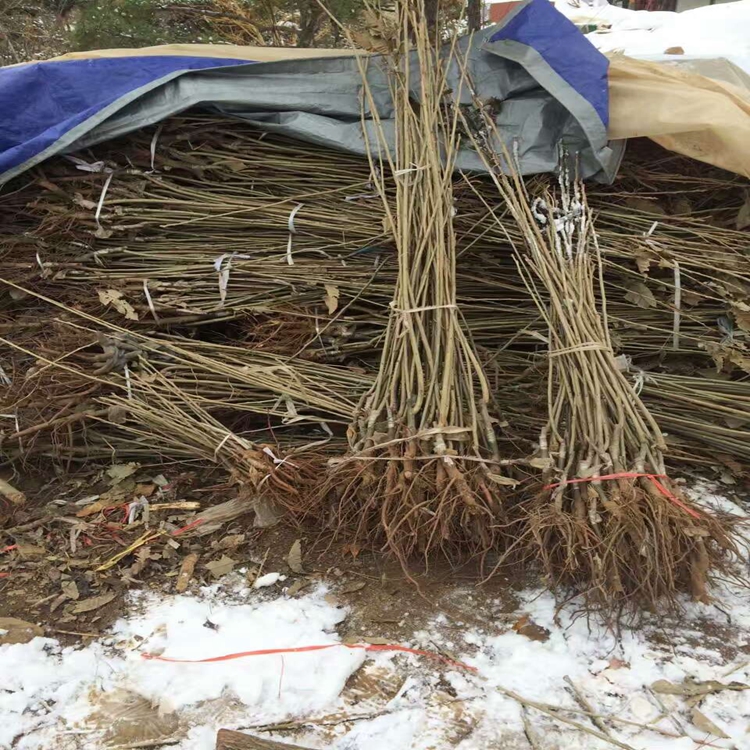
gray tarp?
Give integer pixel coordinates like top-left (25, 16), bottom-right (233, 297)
top-left (1, 0), bottom-right (621, 183)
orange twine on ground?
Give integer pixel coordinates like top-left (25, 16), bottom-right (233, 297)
top-left (142, 641), bottom-right (477, 672)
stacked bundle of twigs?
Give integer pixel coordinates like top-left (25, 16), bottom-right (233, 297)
top-left (4, 129), bottom-right (750, 444)
top-left (517, 184), bottom-right (735, 608)
top-left (8, 124), bottom-right (749, 370)
top-left (0, 4), bottom-right (747, 613)
top-left (4, 123), bottom-right (750, 469)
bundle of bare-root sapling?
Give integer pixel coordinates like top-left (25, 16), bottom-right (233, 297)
top-left (320, 1), bottom-right (511, 567)
top-left (472, 139), bottom-right (738, 610)
top-left (98, 361), bottom-right (321, 527)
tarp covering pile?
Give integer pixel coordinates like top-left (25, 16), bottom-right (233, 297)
top-left (0, 0), bottom-right (615, 183)
top-left (3, 0), bottom-right (750, 182)
top-left (560, 0), bottom-right (750, 176)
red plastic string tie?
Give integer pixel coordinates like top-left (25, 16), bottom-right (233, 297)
top-left (171, 518), bottom-right (205, 536)
top-left (1, 544), bottom-right (18, 554)
top-left (142, 641), bottom-right (477, 672)
top-left (647, 475), bottom-right (702, 520)
top-left (544, 472), bottom-right (701, 520)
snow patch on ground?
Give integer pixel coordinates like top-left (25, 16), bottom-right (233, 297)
top-left (554, 0), bottom-right (750, 76)
top-left (113, 584), bottom-right (358, 716)
top-left (0, 582), bottom-right (362, 749)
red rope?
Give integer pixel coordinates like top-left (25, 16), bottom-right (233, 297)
top-left (171, 518), bottom-right (205, 536)
top-left (142, 641), bottom-right (477, 672)
top-left (544, 472), bottom-right (701, 520)
top-left (647, 475), bottom-right (702, 520)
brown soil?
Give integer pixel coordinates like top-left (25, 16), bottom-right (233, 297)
top-left (2, 462), bottom-right (748, 671)
top-left (0, 463), bottom-right (533, 649)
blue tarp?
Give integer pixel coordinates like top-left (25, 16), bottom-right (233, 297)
top-left (488, 0), bottom-right (609, 126)
top-left (0, 0), bottom-right (613, 183)
top-left (0, 56), bottom-right (249, 179)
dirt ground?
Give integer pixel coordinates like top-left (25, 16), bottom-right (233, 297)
top-left (0, 462), bottom-right (530, 649)
top-left (1, 462), bottom-right (748, 657)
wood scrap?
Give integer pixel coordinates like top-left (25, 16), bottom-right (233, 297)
top-left (190, 497), bottom-right (255, 535)
top-left (175, 553), bottom-right (199, 592)
top-left (0, 477), bottom-right (25, 505)
top-left (216, 729), bottom-right (316, 750)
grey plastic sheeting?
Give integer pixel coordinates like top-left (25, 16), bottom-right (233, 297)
top-left (17, 28), bottom-right (621, 182)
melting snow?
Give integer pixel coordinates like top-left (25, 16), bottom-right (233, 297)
top-left (555, 0), bottom-right (750, 76)
top-left (0, 583), bottom-right (362, 749)
top-left (1, 482), bottom-right (749, 749)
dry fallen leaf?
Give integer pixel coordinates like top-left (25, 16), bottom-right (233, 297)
top-left (286, 578), bottom-right (311, 597)
top-left (72, 592), bottom-right (116, 614)
top-left (339, 580), bottom-right (367, 595)
top-left (607, 657), bottom-right (629, 670)
top-left (634, 251), bottom-right (654, 276)
top-left (512, 615), bottom-right (550, 642)
top-left (624, 281), bottom-right (657, 309)
top-left (624, 197), bottom-right (667, 215)
top-left (73, 194), bottom-right (98, 210)
top-left (224, 158), bottom-right (246, 173)
top-left (61, 579), bottom-right (80, 601)
top-left (77, 498), bottom-right (117, 517)
top-left (214, 534), bottom-right (245, 551)
top-left (205, 555), bottom-right (235, 579)
top-left (97, 289), bottom-right (139, 321)
top-left (0, 617), bottom-right (43, 645)
top-left (651, 678), bottom-right (748, 697)
top-left (107, 463), bottom-right (139, 485)
top-left (324, 593), bottom-right (342, 607)
top-left (691, 707), bottom-right (729, 739)
top-left (49, 594), bottom-right (69, 613)
top-left (715, 453), bottom-right (746, 476)
top-left (324, 284), bottom-right (340, 314)
top-left (705, 341), bottom-right (750, 375)
top-left (130, 546), bottom-right (152, 576)
top-left (287, 539), bottom-right (304, 574)
top-left (681, 289), bottom-right (703, 307)
top-left (733, 306), bottom-right (750, 334)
